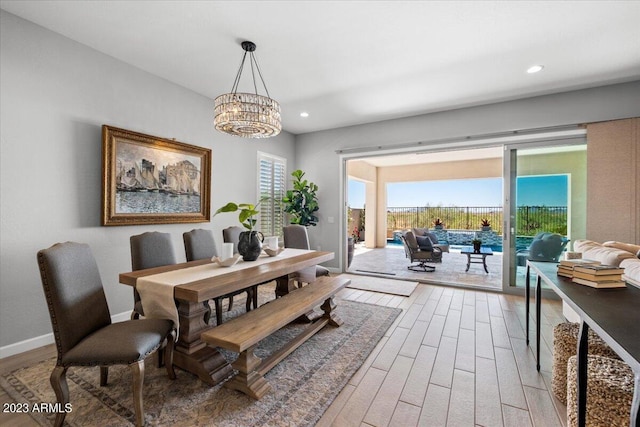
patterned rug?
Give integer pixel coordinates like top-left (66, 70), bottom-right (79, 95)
top-left (1, 286), bottom-right (400, 427)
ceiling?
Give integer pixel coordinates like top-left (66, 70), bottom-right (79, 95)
top-left (2, 1), bottom-right (639, 135)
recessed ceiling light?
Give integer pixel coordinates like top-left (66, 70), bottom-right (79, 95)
top-left (300, 112), bottom-right (309, 118)
top-left (527, 65), bottom-right (544, 74)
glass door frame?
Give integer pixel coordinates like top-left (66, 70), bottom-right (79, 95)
top-left (336, 126), bottom-right (586, 288)
top-left (501, 135), bottom-right (587, 295)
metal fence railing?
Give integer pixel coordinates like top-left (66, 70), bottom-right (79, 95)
top-left (386, 206), bottom-right (567, 237)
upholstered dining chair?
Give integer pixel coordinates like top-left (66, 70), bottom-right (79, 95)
top-left (283, 225), bottom-right (330, 282)
top-left (183, 228), bottom-right (255, 325)
top-left (37, 242), bottom-right (176, 427)
top-left (130, 232), bottom-right (185, 367)
top-left (129, 231), bottom-right (178, 320)
top-left (222, 226), bottom-right (244, 254)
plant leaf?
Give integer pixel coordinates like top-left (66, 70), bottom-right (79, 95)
top-left (214, 202), bottom-right (238, 215)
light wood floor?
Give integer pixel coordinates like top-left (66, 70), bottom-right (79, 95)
top-left (1, 282), bottom-right (566, 427)
top-left (318, 282), bottom-right (567, 427)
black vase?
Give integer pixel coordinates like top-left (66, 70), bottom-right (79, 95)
top-left (238, 231), bottom-right (264, 261)
top-left (473, 242), bottom-right (481, 253)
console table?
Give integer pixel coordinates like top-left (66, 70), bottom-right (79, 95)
top-left (526, 260), bottom-right (640, 427)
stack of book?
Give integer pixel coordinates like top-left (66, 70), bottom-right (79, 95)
top-left (571, 264), bottom-right (627, 289)
top-left (557, 259), bottom-right (600, 278)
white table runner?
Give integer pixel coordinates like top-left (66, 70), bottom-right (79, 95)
top-left (136, 249), bottom-right (312, 327)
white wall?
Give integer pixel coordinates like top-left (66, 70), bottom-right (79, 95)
top-left (0, 11), bottom-right (296, 350)
top-left (295, 81), bottom-right (640, 269)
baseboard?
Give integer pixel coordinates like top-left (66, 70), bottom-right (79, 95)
top-left (0, 311), bottom-right (131, 359)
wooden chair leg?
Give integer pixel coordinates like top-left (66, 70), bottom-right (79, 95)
top-left (215, 298), bottom-right (223, 325)
top-left (227, 296), bottom-right (234, 311)
top-left (100, 366), bottom-right (108, 386)
top-left (156, 347), bottom-right (164, 368)
top-left (252, 285), bottom-right (258, 309)
top-left (50, 366), bottom-right (69, 427)
top-left (245, 289), bottom-right (253, 312)
top-left (203, 300), bottom-right (212, 324)
top-left (165, 331), bottom-right (176, 380)
top-left (130, 360), bottom-right (145, 427)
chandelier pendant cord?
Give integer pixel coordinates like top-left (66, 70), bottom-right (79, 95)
top-left (230, 51), bottom-right (248, 93)
top-left (229, 51), bottom-right (272, 99)
top-left (250, 52), bottom-right (272, 98)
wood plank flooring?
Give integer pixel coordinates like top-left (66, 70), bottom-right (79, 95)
top-left (317, 281), bottom-right (567, 427)
top-left (1, 282), bottom-right (566, 427)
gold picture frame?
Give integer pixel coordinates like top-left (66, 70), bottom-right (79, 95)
top-left (102, 125), bottom-right (211, 226)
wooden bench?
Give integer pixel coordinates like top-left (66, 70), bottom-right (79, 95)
top-left (201, 275), bottom-right (350, 399)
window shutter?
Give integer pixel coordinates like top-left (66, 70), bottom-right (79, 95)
top-left (257, 152), bottom-right (286, 237)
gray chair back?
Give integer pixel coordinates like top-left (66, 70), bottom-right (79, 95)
top-left (283, 225), bottom-right (310, 250)
top-left (37, 242), bottom-right (112, 361)
top-left (130, 231), bottom-right (177, 270)
top-left (222, 226), bottom-right (244, 254)
top-left (183, 229), bottom-right (218, 261)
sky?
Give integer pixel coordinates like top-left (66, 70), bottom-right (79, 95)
top-left (348, 175), bottom-right (568, 208)
top-left (516, 175), bottom-right (568, 206)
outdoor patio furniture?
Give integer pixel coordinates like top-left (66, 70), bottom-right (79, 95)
top-left (461, 246), bottom-right (493, 273)
top-left (401, 231), bottom-right (443, 272)
top-left (516, 232), bottom-right (569, 266)
top-left (412, 227), bottom-right (450, 252)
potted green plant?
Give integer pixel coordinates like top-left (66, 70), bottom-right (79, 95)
top-left (433, 218), bottom-right (444, 230)
top-left (282, 169), bottom-right (319, 227)
top-left (472, 238), bottom-right (482, 253)
top-left (481, 218), bottom-right (491, 231)
top-left (214, 197), bottom-right (269, 261)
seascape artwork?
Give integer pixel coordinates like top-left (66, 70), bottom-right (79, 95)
top-left (114, 140), bottom-right (202, 214)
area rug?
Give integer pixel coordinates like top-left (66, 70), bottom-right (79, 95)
top-left (1, 286), bottom-right (400, 427)
top-left (344, 273), bottom-right (418, 296)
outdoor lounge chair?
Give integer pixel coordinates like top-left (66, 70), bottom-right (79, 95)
top-left (401, 230), bottom-right (443, 272)
top-left (516, 232), bottom-right (569, 266)
top-left (412, 227), bottom-right (450, 253)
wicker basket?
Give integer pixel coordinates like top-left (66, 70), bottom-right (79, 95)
top-left (552, 322), bottom-right (619, 403)
top-left (567, 354), bottom-right (633, 427)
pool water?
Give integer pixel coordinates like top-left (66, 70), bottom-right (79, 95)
top-left (387, 240), bottom-right (503, 253)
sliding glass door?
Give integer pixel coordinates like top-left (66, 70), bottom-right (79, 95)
top-left (503, 142), bottom-right (587, 290)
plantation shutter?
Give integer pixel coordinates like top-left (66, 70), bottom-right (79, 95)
top-left (258, 152), bottom-right (286, 237)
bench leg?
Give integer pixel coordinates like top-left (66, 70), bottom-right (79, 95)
top-left (224, 345), bottom-right (272, 400)
top-left (321, 297), bottom-right (343, 327)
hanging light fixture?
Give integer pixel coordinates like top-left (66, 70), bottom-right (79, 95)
top-left (214, 41), bottom-right (281, 138)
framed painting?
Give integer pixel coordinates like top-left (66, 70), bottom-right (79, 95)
top-left (101, 125), bottom-right (211, 226)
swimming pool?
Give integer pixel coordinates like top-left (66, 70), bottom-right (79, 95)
top-left (387, 240), bottom-right (504, 253)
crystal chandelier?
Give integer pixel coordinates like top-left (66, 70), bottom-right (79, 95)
top-left (214, 41), bottom-right (281, 138)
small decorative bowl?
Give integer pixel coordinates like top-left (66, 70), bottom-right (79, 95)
top-left (211, 254), bottom-right (241, 267)
top-left (264, 247), bottom-right (284, 257)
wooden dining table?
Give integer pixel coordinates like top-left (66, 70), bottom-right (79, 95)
top-left (119, 249), bottom-right (334, 385)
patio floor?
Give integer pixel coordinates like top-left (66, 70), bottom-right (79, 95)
top-left (347, 244), bottom-right (506, 290)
